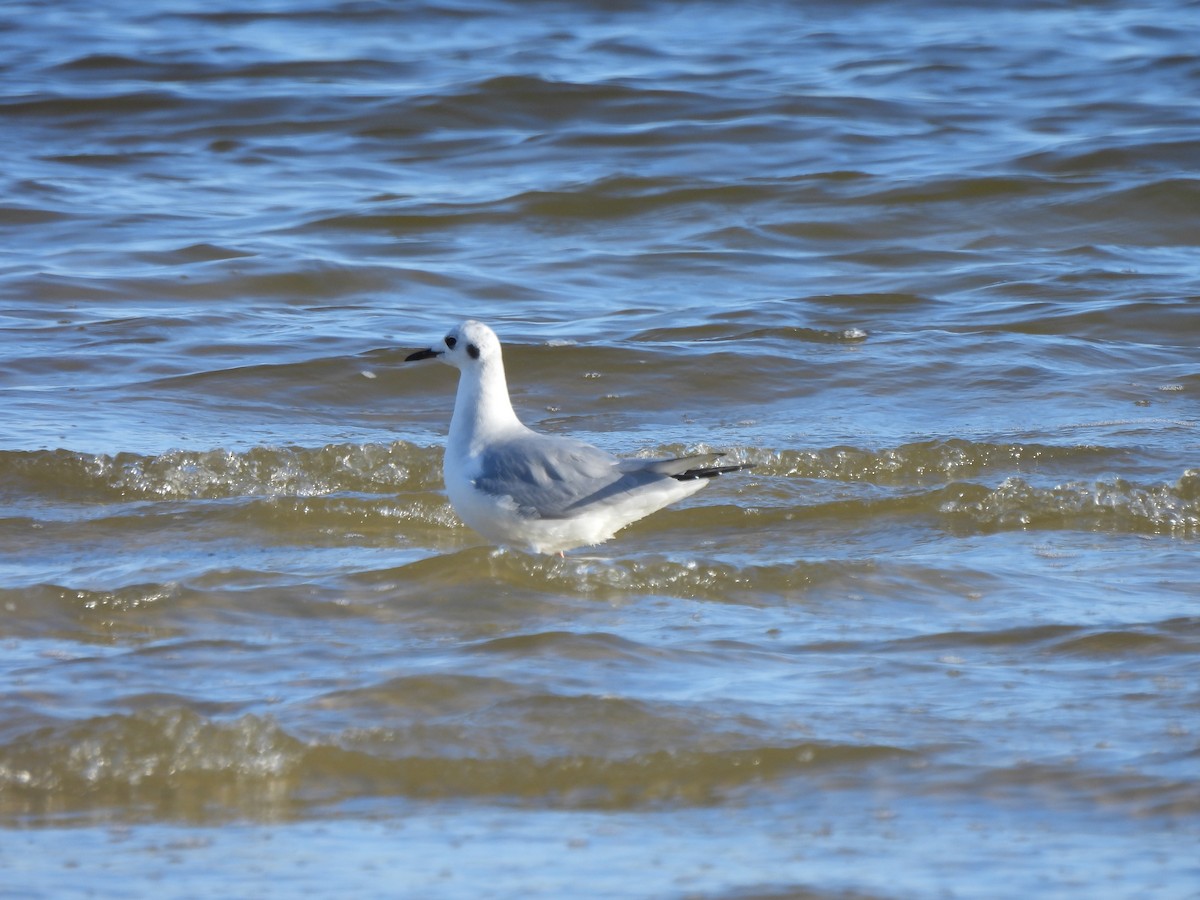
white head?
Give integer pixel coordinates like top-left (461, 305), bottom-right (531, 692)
top-left (406, 320), bottom-right (520, 436)
top-left (406, 319), bottom-right (503, 371)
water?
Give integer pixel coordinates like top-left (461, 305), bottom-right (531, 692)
top-left (2, 0), bottom-right (1198, 896)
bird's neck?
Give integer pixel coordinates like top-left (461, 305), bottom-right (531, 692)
top-left (448, 359), bottom-right (522, 457)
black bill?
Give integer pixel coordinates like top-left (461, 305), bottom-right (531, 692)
top-left (405, 348), bottom-right (442, 362)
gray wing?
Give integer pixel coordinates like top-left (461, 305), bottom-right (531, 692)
top-left (474, 437), bottom-right (725, 519)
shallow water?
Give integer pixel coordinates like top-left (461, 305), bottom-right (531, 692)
top-left (2, 0), bottom-right (1199, 897)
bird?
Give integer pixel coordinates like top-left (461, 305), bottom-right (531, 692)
top-left (406, 320), bottom-right (751, 554)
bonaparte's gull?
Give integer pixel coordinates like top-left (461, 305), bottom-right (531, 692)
top-left (406, 320), bottom-right (751, 554)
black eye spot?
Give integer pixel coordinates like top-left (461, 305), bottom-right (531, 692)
top-left (467, 343), bottom-right (480, 359)
top-left (444, 336), bottom-right (457, 349)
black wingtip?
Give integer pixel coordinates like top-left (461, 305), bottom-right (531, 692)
top-left (671, 463), bottom-right (754, 482)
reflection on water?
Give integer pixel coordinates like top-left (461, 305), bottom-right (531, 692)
top-left (1, 0), bottom-right (1198, 896)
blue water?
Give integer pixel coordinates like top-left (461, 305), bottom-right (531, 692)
top-left (2, 0), bottom-right (1198, 897)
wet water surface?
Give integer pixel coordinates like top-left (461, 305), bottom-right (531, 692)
top-left (2, 0), bottom-right (1198, 897)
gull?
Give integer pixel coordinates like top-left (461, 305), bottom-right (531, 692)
top-left (406, 320), bottom-right (751, 554)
